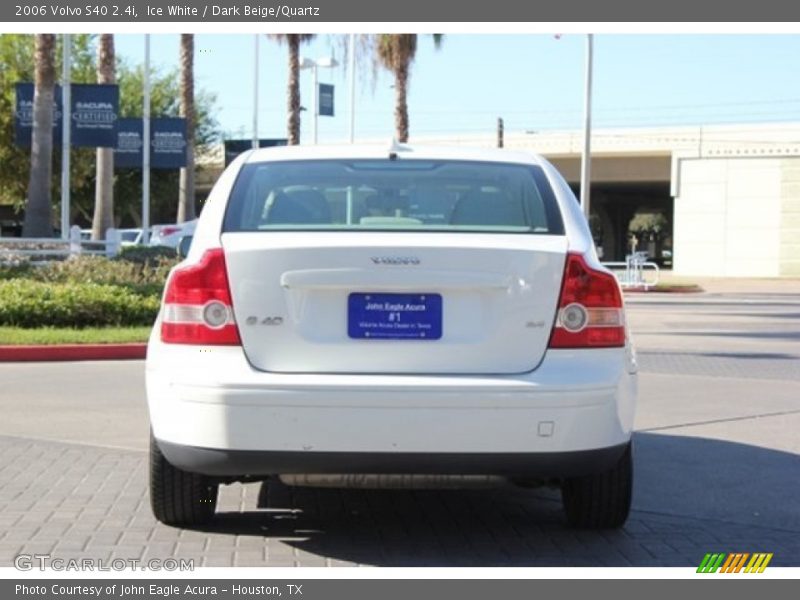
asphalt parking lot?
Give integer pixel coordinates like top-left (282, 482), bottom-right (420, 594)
top-left (0, 284), bottom-right (798, 567)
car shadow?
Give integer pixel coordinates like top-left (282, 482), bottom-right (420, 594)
top-left (195, 432), bottom-right (800, 566)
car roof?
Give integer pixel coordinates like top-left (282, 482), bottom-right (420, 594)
top-left (243, 143), bottom-right (547, 167)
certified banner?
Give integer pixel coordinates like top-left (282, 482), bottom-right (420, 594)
top-left (14, 82), bottom-right (63, 146)
top-left (70, 83), bottom-right (119, 147)
top-left (114, 117), bottom-right (188, 169)
top-left (15, 82), bottom-right (119, 147)
top-left (113, 117), bottom-right (144, 168)
top-left (150, 117), bottom-right (187, 169)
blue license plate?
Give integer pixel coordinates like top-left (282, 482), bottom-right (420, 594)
top-left (348, 293), bottom-right (442, 340)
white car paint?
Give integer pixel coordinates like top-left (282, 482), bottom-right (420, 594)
top-left (146, 144), bottom-right (637, 527)
top-left (147, 343), bottom-right (635, 455)
top-left (223, 232), bottom-right (567, 374)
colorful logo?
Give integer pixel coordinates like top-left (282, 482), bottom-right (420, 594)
top-left (697, 553), bottom-right (773, 573)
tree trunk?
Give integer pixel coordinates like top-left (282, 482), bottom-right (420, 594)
top-left (394, 59), bottom-right (410, 143)
top-left (287, 35), bottom-right (301, 145)
top-left (91, 34), bottom-right (115, 241)
top-left (178, 33), bottom-right (196, 223)
top-left (23, 34), bottom-right (56, 238)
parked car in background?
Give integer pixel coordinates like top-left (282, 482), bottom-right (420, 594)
top-left (146, 144), bottom-right (637, 530)
top-left (118, 228), bottom-right (144, 247)
top-left (149, 219), bottom-right (197, 248)
top-left (79, 227), bottom-right (144, 246)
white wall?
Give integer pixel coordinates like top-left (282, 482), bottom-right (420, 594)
top-left (673, 157), bottom-right (783, 277)
top-left (780, 161), bottom-right (800, 276)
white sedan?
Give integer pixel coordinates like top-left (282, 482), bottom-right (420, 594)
top-left (146, 144), bottom-right (637, 529)
top-left (148, 219), bottom-right (197, 248)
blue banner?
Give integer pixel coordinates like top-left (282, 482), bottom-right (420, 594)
top-left (114, 118), bottom-right (144, 168)
top-left (14, 82), bottom-right (62, 146)
top-left (114, 118), bottom-right (188, 169)
top-left (150, 117), bottom-right (187, 169)
top-left (15, 82), bottom-right (119, 148)
top-left (70, 84), bottom-right (119, 147)
top-left (318, 83), bottom-right (334, 117)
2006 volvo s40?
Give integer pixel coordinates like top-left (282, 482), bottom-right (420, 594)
top-left (146, 144), bottom-right (637, 529)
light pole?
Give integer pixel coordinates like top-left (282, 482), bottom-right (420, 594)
top-left (299, 56), bottom-right (338, 144)
top-left (580, 34), bottom-right (593, 220)
top-left (142, 34), bottom-right (151, 245)
top-left (348, 33), bottom-right (356, 143)
top-left (60, 34), bottom-right (71, 239)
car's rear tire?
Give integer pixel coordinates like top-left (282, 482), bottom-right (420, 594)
top-left (150, 432), bottom-right (218, 527)
top-left (561, 442), bottom-right (632, 529)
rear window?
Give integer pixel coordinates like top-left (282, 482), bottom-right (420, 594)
top-left (222, 159), bottom-right (564, 235)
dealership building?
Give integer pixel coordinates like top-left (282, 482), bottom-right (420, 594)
top-left (198, 122), bottom-right (800, 278)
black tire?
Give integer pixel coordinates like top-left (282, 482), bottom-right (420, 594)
top-left (150, 432), bottom-right (218, 527)
top-left (561, 442), bottom-right (633, 529)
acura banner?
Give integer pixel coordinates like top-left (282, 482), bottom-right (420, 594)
top-left (70, 83), bottom-right (119, 147)
top-left (14, 82), bottom-right (62, 146)
top-left (114, 117), bottom-right (188, 169)
top-left (15, 82), bottom-right (119, 148)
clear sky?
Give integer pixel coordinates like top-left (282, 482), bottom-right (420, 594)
top-left (114, 34), bottom-right (800, 144)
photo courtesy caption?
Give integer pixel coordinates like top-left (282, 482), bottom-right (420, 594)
top-left (15, 584), bottom-right (304, 597)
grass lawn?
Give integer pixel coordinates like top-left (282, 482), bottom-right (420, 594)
top-left (0, 326), bottom-right (152, 345)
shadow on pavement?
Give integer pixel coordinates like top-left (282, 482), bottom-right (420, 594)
top-left (197, 432), bottom-right (800, 566)
top-left (660, 331), bottom-right (800, 341)
top-left (638, 350), bottom-right (797, 360)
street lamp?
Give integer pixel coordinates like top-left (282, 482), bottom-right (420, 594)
top-left (299, 56), bottom-right (338, 144)
top-left (580, 34), bottom-right (593, 220)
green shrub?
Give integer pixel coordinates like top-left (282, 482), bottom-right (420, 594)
top-left (0, 262), bottom-right (34, 280)
top-left (26, 254), bottom-right (178, 297)
top-left (116, 245), bottom-right (177, 264)
top-left (0, 280), bottom-right (161, 328)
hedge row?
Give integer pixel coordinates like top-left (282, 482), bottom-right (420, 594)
top-left (0, 279), bottom-right (161, 328)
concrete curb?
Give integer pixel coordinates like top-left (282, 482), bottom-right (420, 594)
top-left (0, 344), bottom-right (147, 362)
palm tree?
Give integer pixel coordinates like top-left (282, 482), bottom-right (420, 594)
top-left (374, 34), bottom-right (442, 143)
top-left (91, 34), bottom-right (115, 240)
top-left (268, 34), bottom-right (315, 145)
top-left (177, 33), bottom-right (195, 223)
top-left (22, 34), bottom-right (56, 238)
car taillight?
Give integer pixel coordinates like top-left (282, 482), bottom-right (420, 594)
top-left (548, 252), bottom-right (625, 348)
top-left (161, 248), bottom-right (241, 345)
top-left (160, 226), bottom-right (181, 237)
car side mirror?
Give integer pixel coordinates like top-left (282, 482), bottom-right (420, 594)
top-left (177, 235), bottom-right (193, 258)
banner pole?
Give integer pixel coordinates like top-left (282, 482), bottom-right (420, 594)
top-left (60, 34), bottom-right (71, 239)
top-left (253, 34), bottom-right (259, 149)
top-left (142, 34), bottom-right (151, 244)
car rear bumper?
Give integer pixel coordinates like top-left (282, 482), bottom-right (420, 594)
top-left (146, 341), bottom-right (637, 476)
top-left (155, 442), bottom-right (631, 478)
